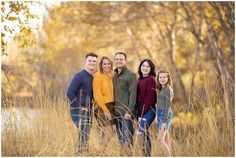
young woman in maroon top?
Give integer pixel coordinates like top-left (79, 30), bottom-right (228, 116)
top-left (136, 59), bottom-right (157, 156)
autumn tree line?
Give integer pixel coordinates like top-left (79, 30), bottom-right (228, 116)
top-left (1, 2), bottom-right (235, 114)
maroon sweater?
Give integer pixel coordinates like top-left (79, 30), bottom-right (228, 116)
top-left (137, 76), bottom-right (157, 117)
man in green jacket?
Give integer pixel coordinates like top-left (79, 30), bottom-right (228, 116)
top-left (113, 52), bottom-right (137, 153)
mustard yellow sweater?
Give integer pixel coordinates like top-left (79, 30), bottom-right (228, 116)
top-left (93, 72), bottom-right (114, 113)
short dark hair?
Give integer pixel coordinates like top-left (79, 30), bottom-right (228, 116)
top-left (115, 51), bottom-right (127, 60)
top-left (85, 52), bottom-right (98, 59)
top-left (138, 59), bottom-right (156, 78)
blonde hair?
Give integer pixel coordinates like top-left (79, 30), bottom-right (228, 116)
top-left (99, 56), bottom-right (113, 73)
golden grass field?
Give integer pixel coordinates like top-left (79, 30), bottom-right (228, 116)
top-left (1, 80), bottom-right (235, 156)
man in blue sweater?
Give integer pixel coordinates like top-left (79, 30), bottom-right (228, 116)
top-left (67, 52), bottom-right (98, 153)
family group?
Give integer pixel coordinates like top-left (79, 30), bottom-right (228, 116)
top-left (67, 52), bottom-right (174, 156)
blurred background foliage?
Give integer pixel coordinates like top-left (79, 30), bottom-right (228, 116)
top-left (1, 1), bottom-right (235, 113)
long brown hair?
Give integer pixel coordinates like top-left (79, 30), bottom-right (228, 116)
top-left (138, 59), bottom-right (156, 78)
top-left (99, 56), bottom-right (113, 73)
top-left (156, 70), bottom-right (173, 91)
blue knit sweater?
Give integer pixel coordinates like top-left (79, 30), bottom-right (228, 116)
top-left (67, 69), bottom-right (93, 108)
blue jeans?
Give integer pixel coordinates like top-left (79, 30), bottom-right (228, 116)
top-left (137, 108), bottom-right (156, 156)
top-left (157, 108), bottom-right (173, 130)
top-left (70, 107), bottom-right (92, 152)
top-left (115, 116), bottom-right (134, 148)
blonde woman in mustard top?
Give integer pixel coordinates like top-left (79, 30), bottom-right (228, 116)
top-left (93, 56), bottom-right (114, 147)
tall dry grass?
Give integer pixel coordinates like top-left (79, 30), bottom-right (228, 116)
top-left (1, 77), bottom-right (234, 156)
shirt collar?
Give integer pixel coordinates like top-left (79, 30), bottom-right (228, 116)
top-left (114, 66), bottom-right (127, 75)
top-left (83, 69), bottom-right (93, 77)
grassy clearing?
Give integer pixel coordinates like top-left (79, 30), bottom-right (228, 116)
top-left (1, 79), bottom-right (234, 156)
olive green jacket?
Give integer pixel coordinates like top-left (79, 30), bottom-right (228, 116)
top-left (113, 66), bottom-right (137, 117)
top-left (157, 85), bottom-right (174, 123)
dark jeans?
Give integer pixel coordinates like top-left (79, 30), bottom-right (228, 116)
top-left (70, 107), bottom-right (92, 153)
top-left (137, 108), bottom-right (156, 156)
top-left (115, 116), bottom-right (134, 149)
